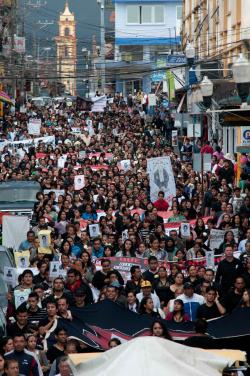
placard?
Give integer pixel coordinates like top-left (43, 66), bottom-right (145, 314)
top-left (14, 288), bottom-right (31, 309)
top-left (17, 255), bottom-right (29, 269)
top-left (180, 222), bottom-right (191, 238)
top-left (58, 155), bottom-right (67, 168)
top-left (89, 224), bottom-right (100, 238)
top-left (28, 119), bottom-right (41, 135)
top-left (4, 267), bottom-right (16, 286)
top-left (14, 250), bottom-right (30, 267)
top-left (49, 261), bottom-right (61, 279)
top-left (171, 130), bottom-right (178, 147)
top-left (38, 230), bottom-right (52, 254)
top-left (148, 94), bottom-right (156, 106)
top-left (74, 175), bottom-right (85, 190)
top-left (120, 160), bottom-right (131, 172)
top-left (205, 250), bottom-right (215, 269)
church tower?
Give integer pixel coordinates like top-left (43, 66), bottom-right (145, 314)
top-left (55, 1), bottom-right (77, 96)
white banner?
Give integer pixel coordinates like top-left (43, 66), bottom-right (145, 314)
top-left (91, 96), bottom-right (107, 112)
top-left (0, 135), bottom-right (55, 151)
top-left (28, 119), bottom-right (41, 135)
top-left (147, 157), bottom-right (176, 203)
top-left (2, 215), bottom-right (30, 250)
top-left (241, 127), bottom-right (250, 146)
top-left (210, 228), bottom-right (239, 250)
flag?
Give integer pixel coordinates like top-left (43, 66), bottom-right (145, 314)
top-left (45, 301), bottom-right (250, 354)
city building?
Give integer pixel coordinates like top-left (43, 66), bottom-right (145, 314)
top-left (182, 0), bottom-right (250, 73)
top-left (55, 1), bottom-right (77, 96)
top-left (110, 0), bottom-right (182, 94)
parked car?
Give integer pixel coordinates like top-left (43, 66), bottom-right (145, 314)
top-left (0, 181), bottom-right (41, 221)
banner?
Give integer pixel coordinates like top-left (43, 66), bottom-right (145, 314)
top-left (28, 119), bottom-right (41, 135)
top-left (210, 228), bottom-right (239, 250)
top-left (45, 301), bottom-right (250, 352)
top-left (2, 215), bottom-right (30, 250)
top-left (0, 135), bottom-right (55, 151)
top-left (147, 157), bottom-right (176, 203)
top-left (91, 96), bottom-right (107, 112)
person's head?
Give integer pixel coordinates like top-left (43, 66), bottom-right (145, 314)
top-left (127, 291), bottom-right (137, 305)
top-left (0, 354), bottom-right (4, 373)
top-left (108, 338), bottom-right (121, 349)
top-left (65, 339), bottom-right (79, 354)
top-left (139, 296), bottom-right (154, 314)
top-left (67, 268), bottom-right (78, 285)
top-left (1, 337), bottom-right (14, 353)
top-left (4, 359), bottom-right (19, 376)
top-left (55, 327), bottom-right (68, 345)
top-left (242, 289), bottom-right (250, 306)
top-left (93, 238), bottom-right (101, 250)
top-left (224, 245), bottom-right (234, 259)
top-left (13, 334), bottom-right (26, 352)
top-left (106, 285), bottom-right (118, 301)
top-left (21, 270), bottom-right (33, 286)
top-left (28, 292), bottom-right (39, 310)
top-left (148, 256), bottom-right (158, 272)
top-left (101, 259), bottom-right (111, 273)
top-left (74, 288), bottom-right (87, 306)
top-left (183, 282), bottom-right (194, 298)
top-left (234, 276), bottom-right (245, 293)
top-left (158, 191), bottom-right (165, 200)
top-left (58, 297), bottom-right (69, 314)
top-left (16, 308), bottom-right (28, 326)
top-left (150, 320), bottom-right (172, 340)
top-left (172, 297), bottom-right (184, 311)
top-left (26, 334), bottom-right (37, 351)
top-left (140, 280), bottom-right (152, 297)
top-left (46, 300), bottom-right (58, 317)
top-left (27, 230), bottom-right (35, 243)
top-left (53, 277), bottom-right (65, 292)
top-left (206, 287), bottom-right (217, 303)
top-left (58, 357), bottom-right (71, 376)
top-left (130, 265), bottom-right (141, 281)
top-left (195, 319), bottom-right (208, 334)
top-left (204, 268), bottom-right (215, 283)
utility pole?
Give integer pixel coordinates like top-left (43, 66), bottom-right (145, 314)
top-left (98, 0), bottom-right (106, 94)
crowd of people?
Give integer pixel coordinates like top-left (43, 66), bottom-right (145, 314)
top-left (0, 93), bottom-right (250, 376)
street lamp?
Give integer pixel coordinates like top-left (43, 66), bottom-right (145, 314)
top-left (232, 53), bottom-right (250, 107)
top-left (200, 75), bottom-right (213, 108)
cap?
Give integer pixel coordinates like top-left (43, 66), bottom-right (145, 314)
top-left (75, 287), bottom-right (87, 297)
top-left (110, 281), bottom-right (121, 289)
top-left (184, 282), bottom-right (194, 289)
top-left (141, 280), bottom-right (152, 288)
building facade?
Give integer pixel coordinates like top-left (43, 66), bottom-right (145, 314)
top-left (55, 2), bottom-right (77, 96)
top-left (182, 0), bottom-right (250, 73)
top-left (112, 0), bottom-right (182, 94)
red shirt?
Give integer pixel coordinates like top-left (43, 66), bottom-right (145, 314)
top-left (153, 199), bottom-right (169, 211)
top-left (200, 145), bottom-right (214, 154)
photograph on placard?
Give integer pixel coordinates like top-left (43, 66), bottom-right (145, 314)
top-left (38, 230), bottom-right (52, 254)
top-left (89, 224), bottom-right (100, 238)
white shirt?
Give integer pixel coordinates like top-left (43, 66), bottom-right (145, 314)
top-left (136, 292), bottom-right (161, 309)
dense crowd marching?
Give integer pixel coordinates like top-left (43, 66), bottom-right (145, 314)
top-left (0, 93), bottom-right (250, 376)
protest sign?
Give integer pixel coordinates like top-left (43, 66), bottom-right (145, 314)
top-left (58, 155), bottom-right (67, 168)
top-left (147, 157), bottom-right (176, 203)
top-left (4, 267), bottom-right (16, 286)
top-left (14, 250), bottom-right (30, 268)
top-left (171, 130), bottom-right (178, 147)
top-left (14, 288), bottom-right (31, 309)
top-left (74, 175), bottom-right (85, 190)
top-left (120, 160), bottom-right (131, 172)
top-left (44, 189), bottom-right (65, 202)
top-left (49, 261), bottom-right (61, 279)
top-left (209, 229), bottom-right (224, 250)
top-left (181, 222), bottom-right (191, 238)
top-left (205, 250), bottom-right (215, 269)
top-left (28, 119), bottom-right (41, 135)
top-left (38, 230), bottom-right (52, 254)
top-left (89, 224), bottom-right (100, 238)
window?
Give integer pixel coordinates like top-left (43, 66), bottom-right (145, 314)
top-left (176, 5), bottom-right (182, 20)
top-left (64, 27), bottom-right (70, 36)
top-left (127, 5), bottom-right (164, 24)
top-left (127, 5), bottom-right (140, 24)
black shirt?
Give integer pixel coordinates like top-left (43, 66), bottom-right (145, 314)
top-left (184, 335), bottom-right (215, 349)
top-left (46, 346), bottom-right (65, 363)
top-left (196, 303), bottom-right (221, 320)
top-left (220, 290), bottom-right (243, 313)
top-left (7, 322), bottom-right (30, 337)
